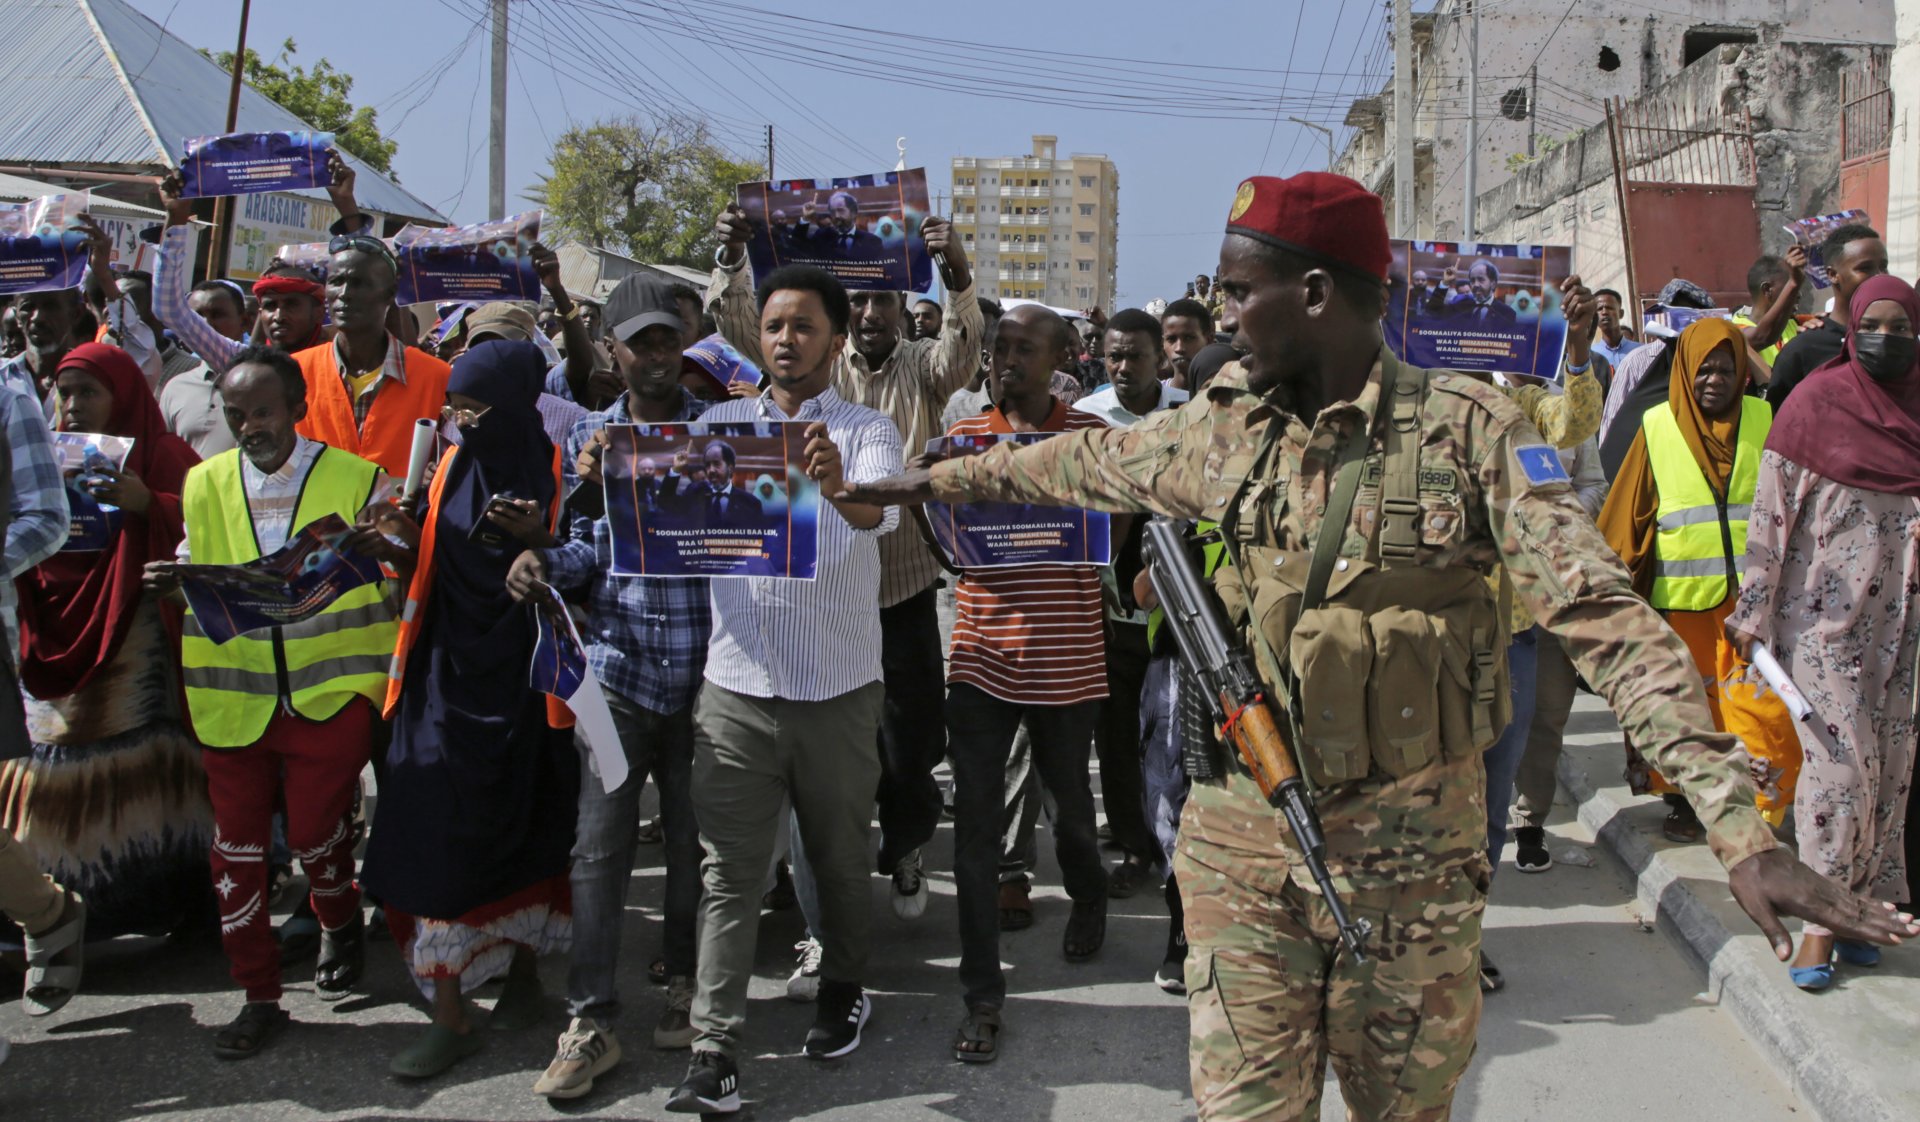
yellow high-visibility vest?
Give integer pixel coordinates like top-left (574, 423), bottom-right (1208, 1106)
top-left (1642, 396), bottom-right (1771, 612)
top-left (179, 445), bottom-right (397, 748)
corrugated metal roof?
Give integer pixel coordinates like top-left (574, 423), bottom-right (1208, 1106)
top-left (0, 168), bottom-right (167, 219)
top-left (0, 0), bottom-right (447, 224)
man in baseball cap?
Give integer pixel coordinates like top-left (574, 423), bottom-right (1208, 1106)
top-left (604, 275), bottom-right (688, 345)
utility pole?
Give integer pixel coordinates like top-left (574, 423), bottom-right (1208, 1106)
top-left (488, 0), bottom-right (508, 220)
top-left (765, 124), bottom-right (775, 180)
top-left (206, 0), bottom-right (251, 282)
top-left (1527, 63), bottom-right (1539, 157)
top-left (1287, 117), bottom-right (1336, 169)
top-left (1392, 0), bottom-right (1414, 237)
top-left (1463, 0), bottom-right (1480, 241)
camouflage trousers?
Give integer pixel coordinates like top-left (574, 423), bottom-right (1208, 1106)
top-left (1176, 783), bottom-right (1488, 1121)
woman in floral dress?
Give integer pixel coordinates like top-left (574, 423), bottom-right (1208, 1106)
top-left (1728, 273), bottom-right (1920, 990)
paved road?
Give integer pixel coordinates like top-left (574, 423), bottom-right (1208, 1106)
top-left (1, 786), bottom-right (1799, 1121)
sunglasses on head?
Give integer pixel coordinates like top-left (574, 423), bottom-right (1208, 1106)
top-left (328, 234), bottom-right (398, 268)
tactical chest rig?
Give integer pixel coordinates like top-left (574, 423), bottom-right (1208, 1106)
top-left (1212, 360), bottom-right (1512, 790)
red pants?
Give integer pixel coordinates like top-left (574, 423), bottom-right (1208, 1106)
top-left (203, 701), bottom-right (374, 1002)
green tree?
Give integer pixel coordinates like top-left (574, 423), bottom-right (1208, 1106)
top-left (530, 115), bottom-right (764, 266)
top-left (206, 38), bottom-right (398, 176)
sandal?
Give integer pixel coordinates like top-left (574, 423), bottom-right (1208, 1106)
top-left (998, 877), bottom-right (1033, 932)
top-left (1062, 899), bottom-right (1107, 962)
top-left (213, 1001), bottom-right (290, 1060)
top-left (1107, 857), bottom-right (1156, 900)
top-left (636, 816), bottom-right (664, 845)
top-left (952, 1005), bottom-right (1002, 1064)
top-left (648, 957), bottom-right (669, 986)
top-left (22, 890), bottom-right (86, 1017)
top-left (314, 911), bottom-right (365, 1001)
top-left (390, 1021), bottom-right (485, 1078)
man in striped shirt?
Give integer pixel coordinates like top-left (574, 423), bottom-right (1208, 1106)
top-left (942, 303), bottom-right (1111, 1065)
top-left (667, 265), bottom-right (903, 1116)
top-left (708, 205), bottom-right (984, 918)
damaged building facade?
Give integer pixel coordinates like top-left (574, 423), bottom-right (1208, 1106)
top-left (1333, 0), bottom-right (1892, 245)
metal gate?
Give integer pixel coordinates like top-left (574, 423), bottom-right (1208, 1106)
top-left (1606, 91), bottom-right (1759, 313)
top-left (1839, 56), bottom-right (1892, 224)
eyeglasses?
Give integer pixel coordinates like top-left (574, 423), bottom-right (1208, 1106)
top-left (328, 233), bottom-right (399, 269)
top-left (441, 403), bottom-right (493, 426)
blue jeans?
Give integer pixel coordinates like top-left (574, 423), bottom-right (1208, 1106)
top-left (566, 692), bottom-right (701, 1021)
top-left (1482, 627), bottom-right (1540, 876)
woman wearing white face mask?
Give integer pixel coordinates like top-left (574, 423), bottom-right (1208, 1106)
top-left (1728, 273), bottom-right (1920, 991)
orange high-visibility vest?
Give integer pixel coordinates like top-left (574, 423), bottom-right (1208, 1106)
top-left (294, 340), bottom-right (451, 477)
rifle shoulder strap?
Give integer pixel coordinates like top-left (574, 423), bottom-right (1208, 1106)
top-left (1302, 357), bottom-right (1403, 611)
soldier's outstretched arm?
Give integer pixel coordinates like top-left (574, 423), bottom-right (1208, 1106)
top-left (1483, 418), bottom-right (1919, 958)
top-left (840, 396), bottom-right (1217, 518)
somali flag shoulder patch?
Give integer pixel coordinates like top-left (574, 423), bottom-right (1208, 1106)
top-left (1514, 444), bottom-right (1571, 486)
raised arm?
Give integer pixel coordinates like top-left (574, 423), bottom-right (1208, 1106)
top-left (152, 171), bottom-right (245, 377)
top-left (707, 205), bottom-right (770, 371)
top-left (919, 216), bottom-right (982, 399)
top-left (1742, 245), bottom-right (1806, 353)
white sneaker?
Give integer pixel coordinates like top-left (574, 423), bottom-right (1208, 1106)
top-left (891, 849), bottom-right (929, 921)
top-left (786, 936), bottom-right (823, 1003)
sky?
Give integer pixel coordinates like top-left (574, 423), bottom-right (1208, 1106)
top-left (128, 0), bottom-right (1398, 308)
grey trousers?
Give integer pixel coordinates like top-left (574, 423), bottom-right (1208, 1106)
top-left (1513, 629), bottom-right (1581, 831)
top-left (688, 680), bottom-right (884, 1057)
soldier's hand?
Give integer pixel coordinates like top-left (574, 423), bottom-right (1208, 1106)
top-left (1727, 846), bottom-right (1918, 961)
top-left (836, 467), bottom-right (938, 507)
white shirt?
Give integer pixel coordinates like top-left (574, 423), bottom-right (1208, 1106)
top-left (177, 438), bottom-right (391, 560)
top-left (1072, 383), bottom-right (1190, 428)
top-left (698, 386), bottom-right (903, 702)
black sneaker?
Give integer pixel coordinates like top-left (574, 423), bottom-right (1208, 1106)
top-left (666, 1049), bottom-right (739, 1114)
top-left (804, 981), bottom-right (870, 1059)
top-left (1513, 826), bottom-right (1553, 873)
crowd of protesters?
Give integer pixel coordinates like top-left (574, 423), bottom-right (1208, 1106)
top-left (0, 155), bottom-right (1914, 1118)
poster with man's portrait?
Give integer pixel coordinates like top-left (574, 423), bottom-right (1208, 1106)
top-left (392, 211), bottom-right (543, 305)
top-left (603, 421), bottom-right (819, 579)
top-left (735, 168), bottom-right (933, 292)
top-left (1386, 241), bottom-right (1573, 381)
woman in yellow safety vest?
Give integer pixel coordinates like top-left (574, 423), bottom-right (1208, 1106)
top-left (1597, 317), bottom-right (1800, 842)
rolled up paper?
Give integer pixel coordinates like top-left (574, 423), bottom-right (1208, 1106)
top-left (402, 416), bottom-right (436, 501)
top-left (1749, 645), bottom-right (1813, 723)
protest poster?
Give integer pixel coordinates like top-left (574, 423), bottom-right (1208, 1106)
top-left (922, 434), bottom-right (1113, 569)
top-left (1385, 241), bottom-right (1573, 381)
top-left (734, 168), bottom-right (933, 293)
top-left (602, 421), bottom-right (819, 579)
top-left (172, 513), bottom-right (387, 645)
top-left (1785, 209), bottom-right (1870, 289)
top-left (682, 333), bottom-right (765, 398)
top-left (52, 432), bottom-right (133, 552)
top-left (179, 131), bottom-right (335, 198)
top-left (529, 586), bottom-right (627, 790)
top-left (392, 212), bottom-right (542, 305)
top-left (1642, 305), bottom-right (1733, 337)
top-left (0, 194), bottom-right (90, 295)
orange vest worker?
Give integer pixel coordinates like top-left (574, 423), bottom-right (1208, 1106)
top-left (293, 340), bottom-right (452, 477)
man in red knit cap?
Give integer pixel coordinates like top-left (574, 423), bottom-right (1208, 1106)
top-left (839, 171), bottom-right (1919, 1119)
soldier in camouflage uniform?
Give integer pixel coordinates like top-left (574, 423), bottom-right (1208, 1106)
top-left (844, 172), bottom-right (1918, 1120)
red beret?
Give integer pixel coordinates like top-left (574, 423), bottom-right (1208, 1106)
top-left (1226, 172), bottom-right (1391, 283)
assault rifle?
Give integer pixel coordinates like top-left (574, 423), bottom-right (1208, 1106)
top-left (1142, 517), bottom-right (1372, 962)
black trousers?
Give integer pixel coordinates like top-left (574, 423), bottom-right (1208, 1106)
top-left (875, 587), bottom-right (947, 875)
top-left (1096, 621), bottom-right (1158, 864)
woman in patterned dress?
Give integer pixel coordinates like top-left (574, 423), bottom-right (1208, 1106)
top-left (4, 344), bottom-right (210, 942)
top-left (1728, 274), bottom-right (1920, 989)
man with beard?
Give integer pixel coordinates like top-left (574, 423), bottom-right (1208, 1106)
top-left (509, 271), bottom-right (715, 1097)
top-left (143, 345), bottom-right (403, 1058)
top-left (709, 203), bottom-right (982, 929)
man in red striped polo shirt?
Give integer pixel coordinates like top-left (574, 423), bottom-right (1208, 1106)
top-left (941, 304), bottom-right (1112, 1065)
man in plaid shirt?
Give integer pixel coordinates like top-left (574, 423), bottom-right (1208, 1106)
top-left (507, 274), bottom-right (712, 1100)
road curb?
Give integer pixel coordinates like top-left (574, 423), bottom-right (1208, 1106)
top-left (1556, 748), bottom-right (1903, 1122)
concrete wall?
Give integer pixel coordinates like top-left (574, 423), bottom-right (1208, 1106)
top-left (1886, 0), bottom-right (1920, 276)
top-left (1474, 36), bottom-right (1882, 306)
top-left (1337, 0), bottom-right (1893, 238)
